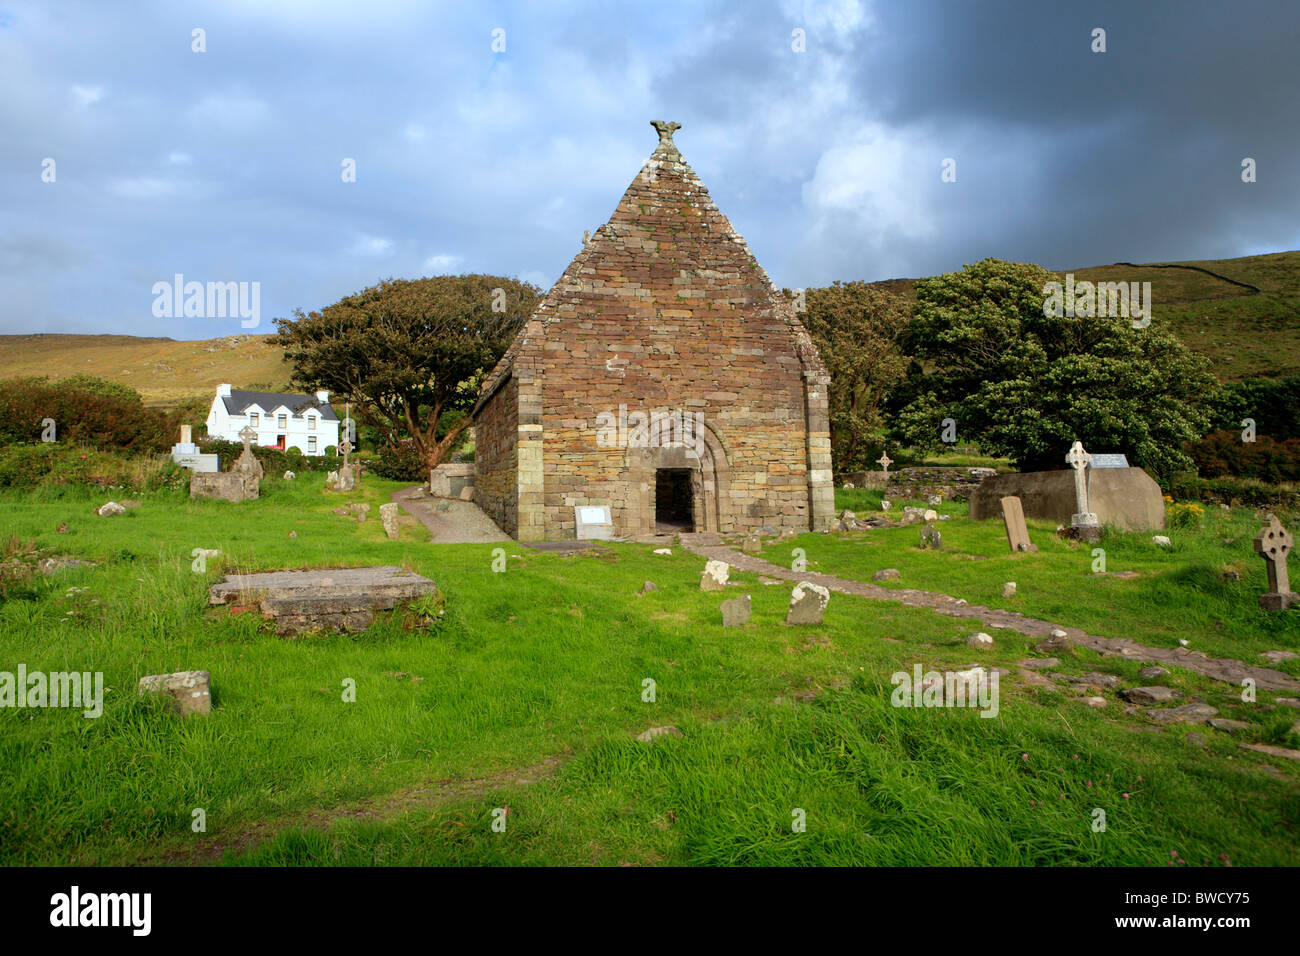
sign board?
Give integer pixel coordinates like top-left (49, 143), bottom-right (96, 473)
top-left (173, 453), bottom-right (220, 473)
top-left (574, 505), bottom-right (614, 540)
top-left (1088, 454), bottom-right (1130, 469)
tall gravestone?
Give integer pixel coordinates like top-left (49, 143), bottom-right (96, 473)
top-left (1000, 495), bottom-right (1038, 553)
top-left (1066, 441), bottom-right (1102, 542)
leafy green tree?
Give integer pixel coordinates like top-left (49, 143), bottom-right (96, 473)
top-left (796, 282), bottom-right (910, 471)
top-left (890, 258), bottom-right (1217, 478)
top-left (273, 275), bottom-right (541, 469)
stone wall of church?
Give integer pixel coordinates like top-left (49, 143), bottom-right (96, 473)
top-left (473, 375), bottom-right (519, 537)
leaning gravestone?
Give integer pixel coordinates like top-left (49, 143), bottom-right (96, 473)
top-left (1254, 515), bottom-right (1298, 610)
top-left (380, 503), bottom-right (400, 539)
top-left (1000, 496), bottom-right (1038, 553)
top-left (785, 582), bottom-right (830, 625)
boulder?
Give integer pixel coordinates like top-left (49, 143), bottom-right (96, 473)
top-left (137, 670), bottom-right (211, 716)
top-left (96, 501), bottom-right (127, 517)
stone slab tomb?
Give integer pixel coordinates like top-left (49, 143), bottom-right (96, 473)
top-left (209, 566), bottom-right (437, 636)
top-left (970, 467), bottom-right (1164, 531)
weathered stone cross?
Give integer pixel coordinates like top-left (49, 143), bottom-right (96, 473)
top-left (338, 438), bottom-right (354, 471)
top-left (1065, 440), bottom-right (1094, 520)
top-left (1253, 515), bottom-right (1297, 610)
top-left (877, 450), bottom-right (893, 477)
top-left (238, 425), bottom-right (256, 454)
top-left (651, 120), bottom-right (681, 147)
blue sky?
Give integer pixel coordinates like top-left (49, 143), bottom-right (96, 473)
top-left (3, 0), bottom-right (1297, 339)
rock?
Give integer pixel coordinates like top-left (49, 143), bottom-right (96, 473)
top-left (354, 503), bottom-right (371, 523)
top-left (1002, 582), bottom-right (1017, 598)
top-left (283, 470), bottom-right (296, 480)
top-left (838, 509), bottom-right (856, 523)
top-left (56, 523), bottom-right (68, 534)
top-left (1017, 657), bottom-right (1060, 669)
top-left (786, 582), bottom-right (830, 625)
top-left (1261, 650), bottom-right (1300, 663)
top-left (1017, 669), bottom-right (1057, 688)
top-left (639, 581), bottom-right (658, 594)
top-left (1207, 718), bottom-right (1250, 733)
top-left (379, 503), bottom-right (400, 539)
top-left (1075, 672), bottom-right (1123, 689)
top-left (1240, 743), bottom-right (1300, 761)
top-left (458, 486), bottom-right (475, 501)
top-left (1080, 696), bottom-right (1107, 708)
top-left (1152, 535), bottom-right (1172, 547)
top-left (741, 535), bottom-right (763, 554)
top-left (721, 594), bottom-right (752, 627)
top-left (37, 557), bottom-right (97, 575)
top-left (919, 524), bottom-right (942, 549)
top-left (923, 509), bottom-right (939, 521)
top-left (332, 507), bottom-right (350, 516)
top-left (1221, 568), bottom-right (1241, 581)
top-left (1186, 732), bottom-right (1207, 748)
top-left (1138, 666), bottom-right (1170, 679)
top-left (966, 632), bottom-right (994, 650)
top-left (700, 559), bottom-right (729, 591)
top-left (1147, 702), bottom-right (1218, 724)
top-left (1036, 630), bottom-right (1071, 653)
top-left (1122, 686), bottom-right (1184, 704)
top-left (872, 568), bottom-right (900, 582)
top-left (880, 500), bottom-right (892, 511)
top-left (968, 467), bottom-right (996, 478)
top-left (137, 670), bottom-right (211, 716)
top-left (96, 501), bottom-right (126, 517)
top-left (653, 548), bottom-right (672, 555)
top-left (1275, 698), bottom-right (1300, 709)
top-left (842, 482), bottom-right (855, 490)
top-left (288, 531), bottom-right (297, 538)
top-left (636, 725), bottom-right (683, 744)
top-left (927, 495), bottom-right (942, 507)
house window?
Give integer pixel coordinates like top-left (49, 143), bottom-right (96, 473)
top-left (249, 412), bottom-right (259, 427)
top-left (308, 437), bottom-right (317, 454)
top-left (308, 416), bottom-right (316, 431)
top-left (277, 414), bottom-right (287, 428)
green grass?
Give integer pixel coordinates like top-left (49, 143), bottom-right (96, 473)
top-left (1, 477), bottom-right (1297, 865)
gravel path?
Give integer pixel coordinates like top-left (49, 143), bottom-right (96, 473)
top-left (390, 487), bottom-right (510, 543)
top-left (679, 533), bottom-right (1300, 693)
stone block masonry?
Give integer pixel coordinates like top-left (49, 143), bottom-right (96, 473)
top-left (473, 121), bottom-right (833, 540)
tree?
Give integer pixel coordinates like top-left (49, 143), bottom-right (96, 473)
top-left (273, 275), bottom-right (542, 470)
top-left (796, 282), bottom-right (910, 471)
top-left (890, 258), bottom-right (1217, 479)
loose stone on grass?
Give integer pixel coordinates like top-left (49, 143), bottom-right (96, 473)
top-left (1147, 703), bottom-right (1218, 725)
top-left (721, 594), bottom-right (751, 627)
top-left (636, 726), bottom-right (683, 744)
top-left (1121, 686), bottom-right (1183, 704)
top-left (966, 632), bottom-right (994, 650)
top-left (137, 670), bottom-right (211, 716)
top-left (872, 568), bottom-right (900, 582)
top-left (639, 581), bottom-right (658, 594)
top-left (1138, 666), bottom-right (1170, 679)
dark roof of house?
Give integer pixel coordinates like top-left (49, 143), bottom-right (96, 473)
top-left (222, 390), bottom-right (339, 421)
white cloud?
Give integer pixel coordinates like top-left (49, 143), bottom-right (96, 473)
top-left (351, 235), bottom-right (394, 256)
top-left (71, 84), bottom-right (104, 108)
top-left (422, 253), bottom-right (463, 274)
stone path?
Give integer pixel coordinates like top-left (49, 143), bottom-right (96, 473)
top-left (391, 487), bottom-right (510, 543)
top-left (679, 534), bottom-right (1300, 693)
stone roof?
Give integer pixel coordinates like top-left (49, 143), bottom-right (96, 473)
top-left (221, 390), bottom-right (338, 421)
top-left (474, 120), bottom-right (825, 414)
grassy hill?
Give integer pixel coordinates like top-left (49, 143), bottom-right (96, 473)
top-left (1, 250), bottom-right (1295, 405)
top-left (871, 250), bottom-right (1300, 381)
top-left (0, 333), bottom-right (292, 407)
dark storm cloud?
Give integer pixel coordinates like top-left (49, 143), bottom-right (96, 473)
top-left (1, 0), bottom-right (1295, 338)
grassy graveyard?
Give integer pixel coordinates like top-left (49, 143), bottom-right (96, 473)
top-left (1, 477), bottom-right (1297, 866)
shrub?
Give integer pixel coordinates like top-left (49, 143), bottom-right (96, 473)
top-left (369, 438), bottom-right (427, 481)
top-left (0, 377), bottom-right (170, 451)
top-left (1185, 431), bottom-right (1300, 483)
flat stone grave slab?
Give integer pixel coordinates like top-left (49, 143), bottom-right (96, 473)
top-left (522, 541), bottom-right (609, 553)
top-left (209, 566), bottom-right (436, 637)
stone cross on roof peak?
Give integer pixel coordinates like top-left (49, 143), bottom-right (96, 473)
top-left (651, 120), bottom-right (681, 148)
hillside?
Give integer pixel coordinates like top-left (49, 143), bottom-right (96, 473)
top-left (1, 251), bottom-right (1295, 405)
top-left (871, 250), bottom-right (1300, 381)
top-left (0, 333), bottom-right (292, 407)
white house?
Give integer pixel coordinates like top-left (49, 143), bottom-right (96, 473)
top-left (205, 383), bottom-right (340, 456)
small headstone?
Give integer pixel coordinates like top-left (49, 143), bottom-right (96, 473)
top-left (700, 559), bottom-right (730, 591)
top-left (919, 524), bottom-right (942, 550)
top-left (137, 670), bottom-right (211, 716)
top-left (966, 632), bottom-right (994, 650)
top-left (923, 509), bottom-right (939, 522)
top-left (999, 496), bottom-right (1038, 553)
top-left (872, 568), bottom-right (900, 582)
top-left (720, 594), bottom-right (751, 627)
top-left (880, 500), bottom-right (892, 511)
top-left (379, 503), bottom-right (400, 539)
top-left (1002, 581), bottom-right (1017, 598)
top-left (927, 494), bottom-right (942, 508)
top-left (283, 470), bottom-right (295, 481)
top-left (354, 503), bottom-right (371, 523)
top-left (742, 535), bottom-right (763, 554)
top-left (785, 582), bottom-right (830, 625)
top-left (1253, 516), bottom-right (1297, 610)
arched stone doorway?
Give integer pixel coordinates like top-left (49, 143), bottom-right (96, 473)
top-left (624, 420), bottom-right (731, 535)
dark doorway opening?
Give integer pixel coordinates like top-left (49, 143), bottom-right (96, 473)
top-left (655, 468), bottom-right (695, 533)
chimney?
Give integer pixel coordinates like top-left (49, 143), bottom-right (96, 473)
top-left (315, 389), bottom-right (330, 403)
top-left (216, 383), bottom-right (232, 398)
